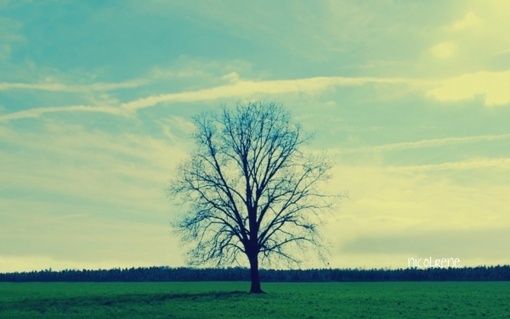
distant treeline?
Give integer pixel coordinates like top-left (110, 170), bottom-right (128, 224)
top-left (1, 265), bottom-right (510, 282)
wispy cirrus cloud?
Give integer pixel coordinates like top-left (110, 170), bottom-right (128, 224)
top-left (0, 79), bottom-right (147, 122)
top-left (386, 157), bottom-right (510, 172)
top-left (0, 122), bottom-right (187, 214)
top-left (341, 133), bottom-right (510, 153)
top-left (0, 75), bottom-right (404, 122)
top-left (0, 105), bottom-right (128, 122)
top-left (0, 80), bottom-right (145, 92)
top-left (120, 76), bottom-right (405, 112)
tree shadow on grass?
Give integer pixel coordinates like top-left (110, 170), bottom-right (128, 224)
top-left (0, 290), bottom-right (257, 314)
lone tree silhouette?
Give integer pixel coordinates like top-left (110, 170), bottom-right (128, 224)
top-left (169, 102), bottom-right (333, 293)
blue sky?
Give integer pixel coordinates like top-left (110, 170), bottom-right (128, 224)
top-left (1, 0), bottom-right (510, 272)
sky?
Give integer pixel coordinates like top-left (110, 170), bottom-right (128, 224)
top-left (1, 0), bottom-right (510, 272)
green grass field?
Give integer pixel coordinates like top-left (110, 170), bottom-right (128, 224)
top-left (0, 281), bottom-right (508, 318)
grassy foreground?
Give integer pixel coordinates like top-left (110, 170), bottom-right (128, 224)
top-left (0, 281), bottom-right (509, 318)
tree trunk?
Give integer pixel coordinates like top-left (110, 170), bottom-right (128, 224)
top-left (248, 252), bottom-right (263, 293)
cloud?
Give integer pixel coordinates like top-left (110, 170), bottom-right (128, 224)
top-left (0, 80), bottom-right (145, 92)
top-left (0, 79), bottom-right (148, 122)
top-left (450, 12), bottom-right (482, 31)
top-left (0, 123), bottom-right (188, 208)
top-left (430, 41), bottom-right (456, 60)
top-left (0, 75), bottom-right (404, 122)
top-left (0, 105), bottom-right (128, 122)
top-left (427, 70), bottom-right (510, 106)
top-left (385, 157), bottom-right (510, 172)
top-left (159, 116), bottom-right (196, 140)
top-left (341, 133), bottom-right (510, 153)
top-left (121, 76), bottom-right (404, 112)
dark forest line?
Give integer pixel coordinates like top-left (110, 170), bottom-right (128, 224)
top-left (1, 265), bottom-right (509, 282)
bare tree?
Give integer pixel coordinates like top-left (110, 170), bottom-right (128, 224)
top-left (169, 102), bottom-right (333, 293)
